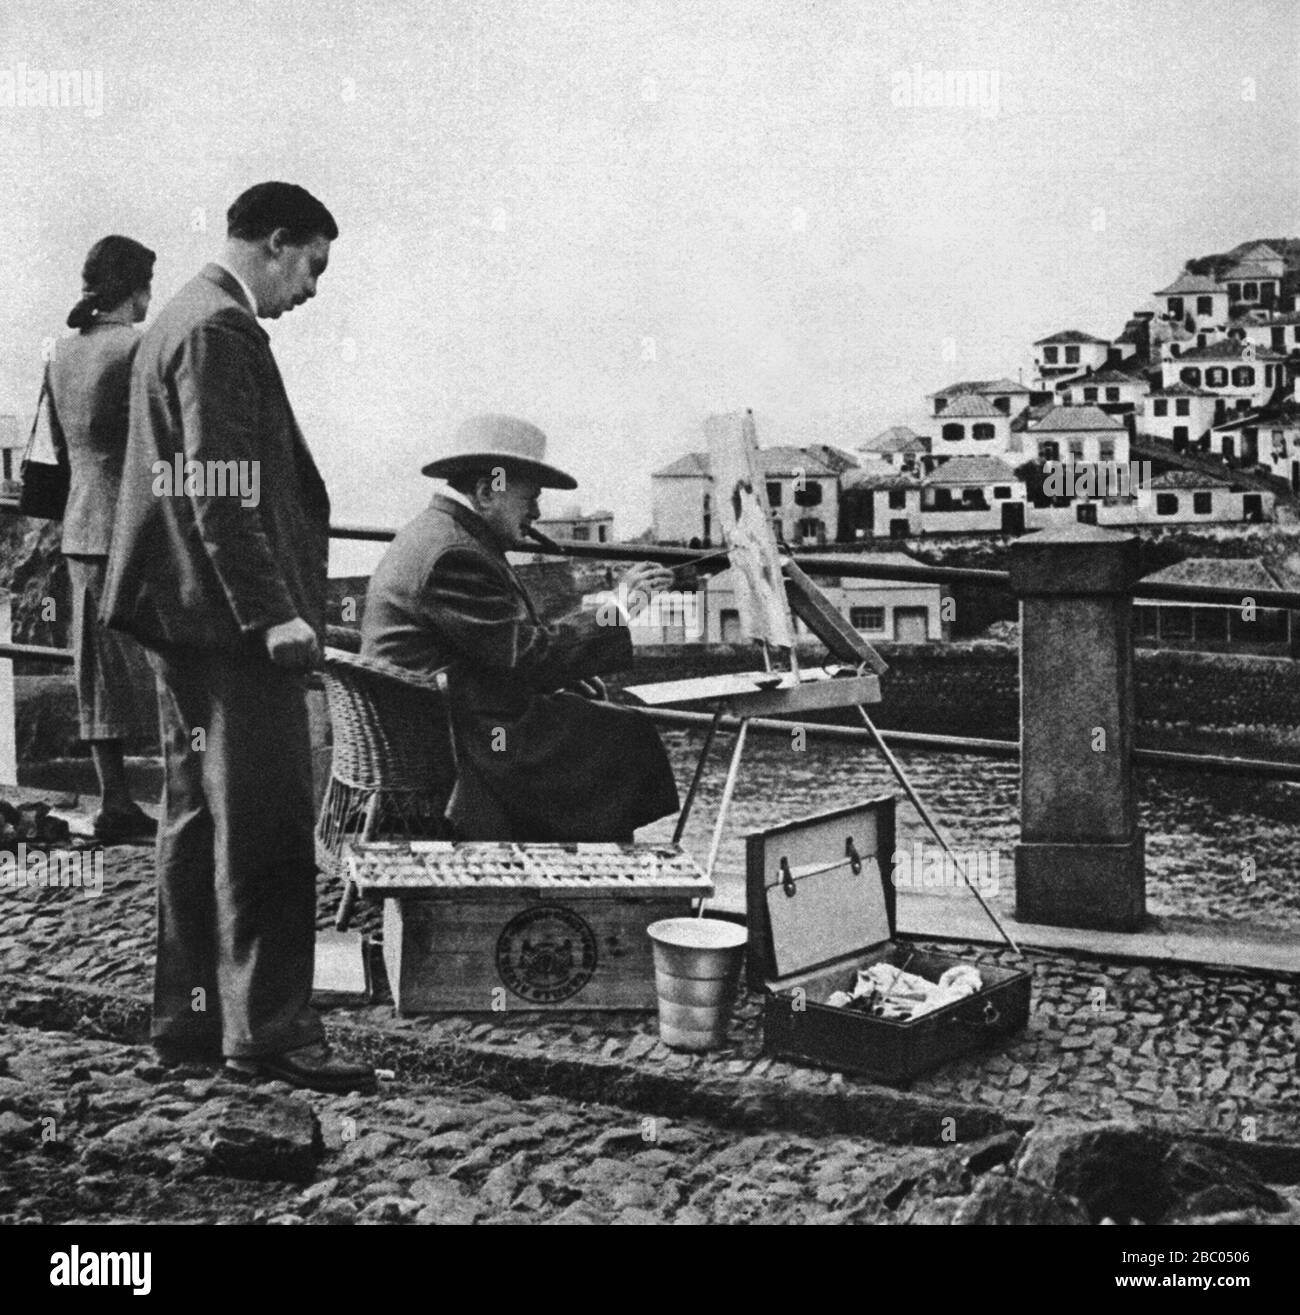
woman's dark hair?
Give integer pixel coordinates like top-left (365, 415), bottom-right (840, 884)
top-left (67, 235), bottom-right (156, 330)
top-left (226, 181), bottom-right (339, 245)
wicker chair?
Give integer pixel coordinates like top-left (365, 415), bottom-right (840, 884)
top-left (315, 649), bottom-right (458, 929)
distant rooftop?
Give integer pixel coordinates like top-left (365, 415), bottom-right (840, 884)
top-left (923, 455), bottom-right (1019, 485)
top-left (1034, 329), bottom-right (1110, 346)
top-left (937, 395), bottom-right (1003, 419)
top-left (1174, 339), bottom-right (1285, 363)
top-left (1140, 556), bottom-right (1295, 593)
top-left (858, 425), bottom-right (928, 454)
top-left (1029, 405), bottom-right (1126, 432)
top-left (1153, 272), bottom-right (1223, 296)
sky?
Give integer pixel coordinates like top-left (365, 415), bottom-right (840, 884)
top-left (1, 0), bottom-right (1297, 574)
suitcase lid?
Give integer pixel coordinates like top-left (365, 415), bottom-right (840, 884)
top-left (744, 796), bottom-right (897, 983)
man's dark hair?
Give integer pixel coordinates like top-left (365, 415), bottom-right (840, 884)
top-left (227, 182), bottom-right (339, 244)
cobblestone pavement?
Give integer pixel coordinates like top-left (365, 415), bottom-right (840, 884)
top-left (2, 1022), bottom-right (1296, 1225)
top-left (0, 1021), bottom-right (973, 1225)
top-left (2, 845), bottom-right (1297, 1148)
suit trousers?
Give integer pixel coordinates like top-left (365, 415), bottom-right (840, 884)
top-left (146, 643), bottom-right (324, 1060)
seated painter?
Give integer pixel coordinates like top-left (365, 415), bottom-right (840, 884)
top-left (361, 413), bottom-right (681, 841)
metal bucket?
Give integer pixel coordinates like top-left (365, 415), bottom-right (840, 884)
top-left (647, 917), bottom-right (747, 1051)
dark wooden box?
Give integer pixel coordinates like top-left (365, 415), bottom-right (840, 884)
top-left (746, 796), bottom-right (1030, 1085)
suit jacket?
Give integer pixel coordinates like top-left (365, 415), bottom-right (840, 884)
top-left (102, 265), bottom-right (330, 652)
top-left (46, 322), bottom-right (138, 556)
top-left (361, 495), bottom-right (679, 839)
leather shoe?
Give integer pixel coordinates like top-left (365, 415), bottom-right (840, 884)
top-left (225, 1043), bottom-right (378, 1095)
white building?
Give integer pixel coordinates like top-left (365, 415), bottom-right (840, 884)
top-left (1141, 384), bottom-right (1220, 449)
top-left (920, 455), bottom-right (1026, 534)
top-left (1152, 271), bottom-right (1229, 330)
top-left (534, 507), bottom-right (614, 544)
top-left (1209, 398), bottom-right (1300, 484)
top-left (841, 468), bottom-right (924, 539)
top-left (650, 444), bottom-right (855, 547)
top-left (856, 425), bottom-right (929, 472)
top-left (930, 378), bottom-right (1036, 419)
top-left (1032, 330), bottom-right (1110, 385)
top-left (1231, 311), bottom-right (1300, 357)
top-left (1160, 338), bottom-right (1285, 413)
top-left (1023, 404), bottom-right (1129, 465)
top-left (1135, 471), bottom-right (1271, 525)
top-left (930, 394), bottom-right (1012, 460)
top-left (1055, 367), bottom-right (1149, 411)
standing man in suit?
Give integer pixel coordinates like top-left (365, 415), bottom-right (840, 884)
top-left (103, 182), bottom-right (374, 1094)
top-left (361, 414), bottom-right (681, 841)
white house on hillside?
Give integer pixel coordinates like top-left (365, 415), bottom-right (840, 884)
top-left (856, 425), bottom-right (929, 472)
top-left (1152, 271), bottom-right (1229, 330)
top-left (931, 394), bottom-right (1012, 459)
top-left (1032, 330), bottom-right (1110, 384)
top-left (920, 456), bottom-right (1026, 534)
top-left (1160, 339), bottom-right (1285, 413)
top-left (1023, 405), bottom-right (1129, 465)
top-left (1055, 367), bottom-right (1149, 411)
top-left (1140, 384), bottom-right (1220, 449)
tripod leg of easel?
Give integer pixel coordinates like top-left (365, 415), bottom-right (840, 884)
top-left (698, 715), bottom-right (749, 912)
top-left (673, 706), bottom-right (722, 844)
top-left (854, 705), bottom-right (1021, 954)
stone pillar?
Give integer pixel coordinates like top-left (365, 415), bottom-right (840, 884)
top-left (1010, 524), bottom-right (1145, 931)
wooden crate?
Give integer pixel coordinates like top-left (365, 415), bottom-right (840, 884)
top-left (746, 798), bottom-right (1031, 1084)
top-left (347, 840), bottom-right (712, 1013)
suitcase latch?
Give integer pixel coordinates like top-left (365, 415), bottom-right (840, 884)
top-left (845, 836), bottom-right (863, 875)
top-left (779, 856), bottom-right (797, 898)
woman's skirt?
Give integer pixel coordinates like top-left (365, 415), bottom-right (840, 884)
top-left (65, 553), bottom-right (155, 741)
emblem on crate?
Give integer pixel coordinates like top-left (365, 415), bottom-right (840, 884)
top-left (495, 904), bottom-right (598, 1003)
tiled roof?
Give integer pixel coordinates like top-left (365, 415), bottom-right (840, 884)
top-left (1140, 557), bottom-right (1280, 592)
top-left (842, 469), bottom-right (923, 491)
top-left (858, 426), bottom-right (928, 454)
top-left (1237, 243), bottom-right (1284, 264)
top-left (1153, 272), bottom-right (1224, 295)
top-left (929, 379), bottom-right (991, 400)
top-left (937, 395), bottom-right (1003, 419)
top-left (976, 378), bottom-right (1034, 394)
top-left (1148, 471), bottom-right (1231, 490)
top-left (1174, 339), bottom-right (1285, 362)
top-left (1055, 368), bottom-right (1148, 388)
top-left (1224, 262), bottom-right (1282, 282)
top-left (923, 455), bottom-right (1019, 486)
top-left (1033, 329), bottom-right (1110, 346)
top-left (1029, 405), bottom-right (1126, 432)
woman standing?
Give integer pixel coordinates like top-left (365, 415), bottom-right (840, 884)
top-left (46, 235), bottom-right (158, 842)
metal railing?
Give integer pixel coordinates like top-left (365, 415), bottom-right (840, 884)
top-left (3, 518), bottom-right (1300, 783)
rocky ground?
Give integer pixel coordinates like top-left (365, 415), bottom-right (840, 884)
top-left (2, 1020), bottom-right (1296, 1226)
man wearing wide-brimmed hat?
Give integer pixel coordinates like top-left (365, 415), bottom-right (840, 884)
top-left (361, 414), bottom-right (681, 840)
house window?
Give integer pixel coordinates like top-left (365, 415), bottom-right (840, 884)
top-left (1076, 503), bottom-right (1097, 524)
top-left (1043, 346), bottom-right (1058, 363)
top-left (1168, 298), bottom-right (1184, 318)
top-left (942, 423), bottom-right (964, 443)
top-left (1193, 491), bottom-right (1212, 515)
top-left (935, 397), bottom-right (948, 414)
top-left (1069, 441), bottom-right (1085, 461)
top-left (597, 525), bottom-right (608, 543)
top-left (1153, 399), bottom-right (1168, 417)
top-left (1197, 296), bottom-right (1213, 316)
top-left (1243, 282), bottom-right (1258, 300)
top-left (1060, 391), bottom-right (1073, 405)
top-left (993, 485), bottom-right (1011, 499)
top-left (1175, 399), bottom-right (1190, 416)
top-left (794, 482), bottom-right (823, 507)
top-left (1205, 367), bottom-right (1228, 388)
top-left (993, 396), bottom-right (1010, 414)
top-left (1106, 387), bottom-right (1120, 402)
top-left (1038, 441), bottom-right (1060, 462)
top-left (1065, 346), bottom-right (1080, 364)
top-left (766, 482), bottom-right (782, 507)
top-left (972, 423), bottom-right (995, 441)
top-left (888, 489), bottom-right (907, 509)
top-left (1084, 387), bottom-right (1098, 401)
top-left (1228, 283), bottom-right (1242, 299)
top-left (1180, 367), bottom-right (1202, 387)
top-left (1156, 493), bottom-right (1179, 515)
top-left (1173, 426), bottom-right (1189, 445)
top-left (849, 607), bottom-right (885, 632)
top-left (1099, 441), bottom-right (1115, 461)
top-left (1232, 366), bottom-right (1255, 387)
top-left (571, 525), bottom-right (590, 541)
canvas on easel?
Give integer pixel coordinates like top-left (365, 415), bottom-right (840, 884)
top-left (703, 410), bottom-right (796, 652)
